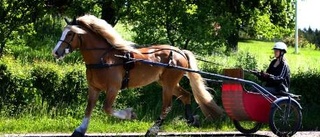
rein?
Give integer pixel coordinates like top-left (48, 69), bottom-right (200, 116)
top-left (140, 48), bottom-right (188, 60)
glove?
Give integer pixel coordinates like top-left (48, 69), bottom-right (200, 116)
top-left (260, 71), bottom-right (270, 78)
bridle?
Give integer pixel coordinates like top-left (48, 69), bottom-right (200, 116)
top-left (58, 31), bottom-right (76, 53)
top-left (59, 29), bottom-right (113, 53)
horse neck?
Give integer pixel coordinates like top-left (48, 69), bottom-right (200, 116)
top-left (79, 32), bottom-right (114, 64)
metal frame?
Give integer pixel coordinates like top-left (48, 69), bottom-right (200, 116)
top-left (116, 55), bottom-right (303, 135)
top-left (116, 55), bottom-right (278, 102)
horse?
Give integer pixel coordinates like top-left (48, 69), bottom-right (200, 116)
top-left (52, 14), bottom-right (223, 136)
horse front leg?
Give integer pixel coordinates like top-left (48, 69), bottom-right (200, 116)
top-left (71, 86), bottom-right (100, 137)
top-left (103, 88), bottom-right (137, 120)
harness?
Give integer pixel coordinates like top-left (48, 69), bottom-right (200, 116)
top-left (84, 49), bottom-right (176, 90)
top-left (85, 51), bottom-right (135, 90)
top-left (60, 31), bottom-right (181, 89)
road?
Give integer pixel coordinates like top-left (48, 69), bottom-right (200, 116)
top-left (3, 131), bottom-right (320, 137)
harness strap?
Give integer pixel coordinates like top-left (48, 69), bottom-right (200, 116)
top-left (85, 52), bottom-right (135, 89)
top-left (121, 52), bottom-right (135, 89)
top-left (167, 50), bottom-right (174, 68)
top-left (85, 63), bottom-right (123, 69)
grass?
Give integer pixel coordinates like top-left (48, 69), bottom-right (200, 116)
top-left (199, 40), bottom-right (320, 74)
top-left (238, 40), bottom-right (320, 73)
top-left (1, 38), bottom-right (320, 134)
top-left (0, 106), bottom-right (238, 134)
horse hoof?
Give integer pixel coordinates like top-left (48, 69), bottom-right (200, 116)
top-left (71, 130), bottom-right (85, 137)
top-left (145, 130), bottom-right (152, 137)
top-left (124, 108), bottom-right (137, 120)
top-left (189, 115), bottom-right (200, 128)
top-left (131, 111), bottom-right (137, 119)
top-left (145, 126), bottom-right (160, 136)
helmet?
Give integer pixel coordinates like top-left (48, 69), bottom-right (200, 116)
top-left (272, 42), bottom-right (287, 53)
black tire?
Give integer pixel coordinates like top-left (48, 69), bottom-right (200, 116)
top-left (233, 120), bottom-right (262, 134)
top-left (269, 100), bottom-right (302, 137)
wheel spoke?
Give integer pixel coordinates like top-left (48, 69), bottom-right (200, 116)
top-left (270, 100), bottom-right (302, 137)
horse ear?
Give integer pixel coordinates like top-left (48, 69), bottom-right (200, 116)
top-left (64, 18), bottom-right (71, 25)
top-left (70, 25), bottom-right (86, 34)
top-left (71, 16), bottom-right (77, 25)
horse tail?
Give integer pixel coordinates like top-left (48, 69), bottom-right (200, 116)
top-left (182, 50), bottom-right (223, 119)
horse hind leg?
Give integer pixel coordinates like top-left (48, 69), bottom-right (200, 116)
top-left (145, 69), bottom-right (185, 136)
top-left (173, 85), bottom-right (200, 127)
top-left (145, 85), bottom-right (174, 136)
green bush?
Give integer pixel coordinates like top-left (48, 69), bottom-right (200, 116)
top-left (59, 69), bottom-right (87, 107)
top-left (31, 65), bottom-right (61, 108)
top-left (0, 60), bottom-right (36, 116)
top-left (1, 53), bottom-right (320, 130)
top-left (282, 36), bottom-right (310, 48)
top-left (290, 69), bottom-right (320, 129)
top-left (291, 69), bottom-right (320, 105)
top-left (235, 51), bottom-right (258, 70)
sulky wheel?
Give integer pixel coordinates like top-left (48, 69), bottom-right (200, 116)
top-left (269, 99), bottom-right (302, 137)
top-left (233, 120), bottom-right (262, 134)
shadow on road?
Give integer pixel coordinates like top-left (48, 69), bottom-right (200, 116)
top-left (82, 133), bottom-right (270, 137)
top-left (7, 133), bottom-right (271, 137)
top-left (156, 133), bottom-right (270, 137)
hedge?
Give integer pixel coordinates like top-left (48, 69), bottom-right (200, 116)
top-left (0, 56), bottom-right (319, 129)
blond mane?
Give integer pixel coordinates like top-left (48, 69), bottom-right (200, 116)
top-left (77, 15), bottom-right (138, 53)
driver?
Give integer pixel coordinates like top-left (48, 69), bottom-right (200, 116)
top-left (255, 42), bottom-right (290, 94)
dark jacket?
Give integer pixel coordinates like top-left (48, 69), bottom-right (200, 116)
top-left (260, 59), bottom-right (290, 92)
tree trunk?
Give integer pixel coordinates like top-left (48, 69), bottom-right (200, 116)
top-left (0, 41), bottom-right (5, 57)
top-left (101, 0), bottom-right (117, 26)
top-left (226, 28), bottom-right (239, 52)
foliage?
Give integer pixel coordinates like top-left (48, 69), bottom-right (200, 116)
top-left (123, 0), bottom-right (296, 53)
top-left (235, 52), bottom-right (258, 70)
top-left (299, 27), bottom-right (320, 49)
top-left (0, 57), bottom-right (35, 116)
top-left (282, 35), bottom-right (310, 48)
top-left (0, 56), bottom-right (87, 117)
top-left (291, 69), bottom-right (320, 105)
top-left (1, 40), bottom-right (320, 132)
top-left (0, 0), bottom-right (299, 56)
top-left (126, 0), bottom-right (222, 54)
top-left (247, 14), bottom-right (293, 41)
top-left (46, 0), bottom-right (130, 26)
top-left (0, 0), bottom-right (47, 54)
top-left (210, 0), bottom-right (295, 51)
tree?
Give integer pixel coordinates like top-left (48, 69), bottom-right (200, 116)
top-left (213, 0), bottom-right (295, 51)
top-left (127, 0), bottom-right (223, 54)
top-left (301, 27), bottom-right (320, 49)
top-left (46, 0), bottom-right (131, 26)
top-left (1, 0), bottom-right (296, 55)
top-left (125, 0), bottom-right (295, 53)
top-left (0, 0), bottom-right (45, 55)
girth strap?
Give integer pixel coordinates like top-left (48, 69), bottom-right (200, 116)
top-left (85, 52), bottom-right (135, 89)
top-left (121, 52), bottom-right (135, 89)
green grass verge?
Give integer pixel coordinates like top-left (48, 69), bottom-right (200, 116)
top-left (0, 115), bottom-right (241, 134)
top-left (1, 40), bottom-right (319, 133)
top-left (238, 40), bottom-right (320, 72)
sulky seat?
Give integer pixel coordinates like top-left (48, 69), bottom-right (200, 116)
top-left (222, 68), bottom-right (272, 123)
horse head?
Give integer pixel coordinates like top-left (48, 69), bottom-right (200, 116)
top-left (52, 17), bottom-right (86, 59)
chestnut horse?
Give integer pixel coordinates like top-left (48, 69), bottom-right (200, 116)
top-left (52, 15), bottom-right (223, 136)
